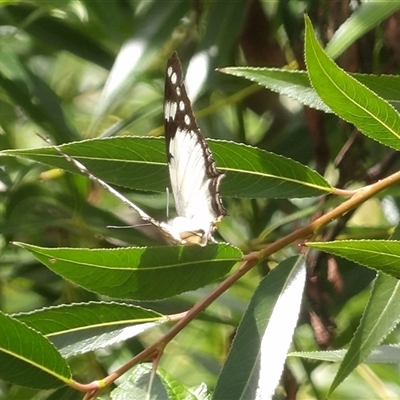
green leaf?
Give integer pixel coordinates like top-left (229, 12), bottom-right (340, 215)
top-left (309, 225), bottom-right (400, 395)
top-left (325, 1), bottom-right (400, 60)
top-left (110, 363), bottom-right (167, 400)
top-left (111, 363), bottom-right (206, 400)
top-left (289, 344), bottom-right (400, 364)
top-left (213, 256), bottom-right (306, 400)
top-left (221, 67), bottom-right (331, 112)
top-left (14, 242), bottom-right (242, 301)
top-left (307, 240), bottom-right (400, 277)
top-left (221, 68), bottom-right (400, 112)
top-left (0, 311), bottom-right (71, 389)
top-left (1, 137), bottom-right (333, 199)
top-left (15, 302), bottom-right (165, 357)
top-left (329, 274), bottom-right (400, 396)
top-left (305, 15), bottom-right (400, 151)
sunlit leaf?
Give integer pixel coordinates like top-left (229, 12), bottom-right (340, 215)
top-left (14, 242), bottom-right (242, 300)
top-left (307, 240), bottom-right (400, 277)
top-left (305, 15), bottom-right (400, 151)
top-left (289, 344), bottom-right (400, 364)
top-left (15, 302), bottom-right (165, 357)
top-left (221, 68), bottom-right (400, 112)
top-left (1, 137), bottom-right (333, 199)
top-left (213, 257), bottom-right (306, 400)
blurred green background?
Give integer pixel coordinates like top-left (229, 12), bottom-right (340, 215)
top-left (1, 1), bottom-right (400, 399)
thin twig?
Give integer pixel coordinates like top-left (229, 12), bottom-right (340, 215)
top-left (59, 154), bottom-right (400, 398)
top-left (75, 168), bottom-right (400, 398)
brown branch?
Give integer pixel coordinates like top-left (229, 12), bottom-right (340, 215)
top-left (75, 168), bottom-right (400, 398)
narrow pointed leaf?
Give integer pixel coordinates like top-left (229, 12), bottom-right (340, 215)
top-left (309, 227), bottom-right (400, 395)
top-left (307, 240), bottom-right (400, 277)
top-left (290, 344), bottom-right (400, 364)
top-left (221, 68), bottom-right (400, 112)
top-left (1, 137), bottom-right (333, 199)
top-left (110, 364), bottom-right (167, 400)
top-left (14, 242), bottom-right (241, 301)
top-left (15, 302), bottom-right (165, 357)
top-left (325, 226), bottom-right (400, 394)
top-left (305, 15), bottom-right (400, 151)
top-left (221, 67), bottom-right (331, 112)
top-left (328, 273), bottom-right (400, 396)
top-left (0, 311), bottom-right (71, 389)
top-left (111, 363), bottom-right (206, 400)
top-left (213, 257), bottom-right (306, 400)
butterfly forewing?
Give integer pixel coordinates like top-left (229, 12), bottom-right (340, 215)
top-left (164, 53), bottom-right (226, 244)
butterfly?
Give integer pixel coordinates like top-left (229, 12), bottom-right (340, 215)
top-left (46, 52), bottom-right (226, 246)
top-left (162, 52), bottom-right (226, 245)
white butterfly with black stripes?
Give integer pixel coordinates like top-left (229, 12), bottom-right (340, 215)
top-left (162, 52), bottom-right (226, 245)
top-left (46, 52), bottom-right (226, 246)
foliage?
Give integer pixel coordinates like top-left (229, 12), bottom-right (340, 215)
top-left (1, 1), bottom-right (400, 399)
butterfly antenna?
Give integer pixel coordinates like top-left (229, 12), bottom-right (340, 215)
top-left (37, 134), bottom-right (158, 226)
top-left (165, 186), bottom-right (170, 219)
top-left (107, 223), bottom-right (152, 229)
